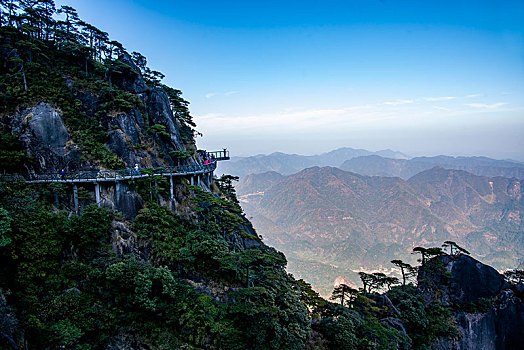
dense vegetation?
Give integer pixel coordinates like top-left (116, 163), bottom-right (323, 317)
top-left (0, 180), bottom-right (474, 349)
top-left (0, 179), bottom-right (315, 348)
top-left (1, 2), bottom-right (518, 349)
top-left (0, 0), bottom-right (197, 170)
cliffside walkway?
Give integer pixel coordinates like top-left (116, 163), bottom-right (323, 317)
top-left (4, 162), bottom-right (217, 184)
top-left (1, 149), bottom-right (229, 210)
top-left (1, 149), bottom-right (229, 185)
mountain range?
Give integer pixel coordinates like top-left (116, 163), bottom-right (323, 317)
top-left (216, 147), bottom-right (409, 177)
top-left (237, 166), bottom-right (523, 295)
top-left (340, 155), bottom-right (524, 180)
top-left (217, 148), bottom-right (524, 180)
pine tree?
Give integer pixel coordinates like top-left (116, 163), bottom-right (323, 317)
top-left (330, 283), bottom-right (358, 307)
top-left (391, 259), bottom-right (417, 286)
top-left (442, 241), bottom-right (470, 256)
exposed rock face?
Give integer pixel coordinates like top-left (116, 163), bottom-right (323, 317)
top-left (7, 102), bottom-right (84, 172)
top-left (433, 291), bottom-right (524, 350)
top-left (433, 311), bottom-right (497, 350)
top-left (3, 48), bottom-right (190, 174)
top-left (421, 255), bottom-right (524, 350)
top-left (105, 52), bottom-right (186, 168)
top-left (236, 214), bottom-right (264, 249)
top-left (106, 110), bottom-right (146, 167)
top-left (145, 88), bottom-right (184, 147)
top-left (2, 51), bottom-right (199, 219)
top-left (492, 290), bottom-right (524, 349)
top-left (441, 254), bottom-right (506, 305)
top-left (111, 220), bottom-right (151, 262)
top-left (111, 52), bottom-right (150, 94)
top-left (101, 87), bottom-right (187, 169)
top-left (99, 182), bottom-right (144, 219)
top-left (111, 221), bottom-right (136, 256)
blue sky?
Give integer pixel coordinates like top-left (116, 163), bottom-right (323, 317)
top-left (61, 0), bottom-right (524, 159)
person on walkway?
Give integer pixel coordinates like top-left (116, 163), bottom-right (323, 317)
top-left (60, 169), bottom-right (65, 179)
top-left (134, 164), bottom-right (140, 175)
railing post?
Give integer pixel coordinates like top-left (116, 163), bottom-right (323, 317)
top-left (95, 182), bottom-right (101, 207)
top-left (170, 176), bottom-right (174, 200)
top-left (73, 184), bottom-right (79, 214)
top-left (115, 181), bottom-right (120, 208)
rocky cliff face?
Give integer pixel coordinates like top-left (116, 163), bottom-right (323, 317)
top-left (422, 255), bottom-right (506, 305)
top-left (7, 102), bottom-right (83, 171)
top-left (432, 292), bottom-right (524, 350)
top-left (0, 49), bottom-right (204, 218)
top-left (419, 255), bottom-right (524, 350)
top-left (2, 52), bottom-right (189, 174)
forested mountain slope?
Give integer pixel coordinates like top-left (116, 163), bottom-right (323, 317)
top-left (237, 166), bottom-right (523, 295)
top-left (0, 3), bottom-right (311, 348)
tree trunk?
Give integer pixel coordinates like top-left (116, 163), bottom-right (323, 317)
top-left (20, 63), bottom-right (27, 91)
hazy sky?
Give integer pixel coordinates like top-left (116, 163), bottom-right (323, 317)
top-left (61, 0), bottom-right (524, 160)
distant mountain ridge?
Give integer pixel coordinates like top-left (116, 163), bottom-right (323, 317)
top-left (237, 166), bottom-right (524, 295)
top-left (218, 147), bottom-right (524, 181)
top-left (340, 155), bottom-right (524, 180)
top-left (216, 147), bottom-right (409, 177)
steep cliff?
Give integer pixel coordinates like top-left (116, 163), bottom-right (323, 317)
top-left (1, 53), bottom-right (189, 174)
top-left (0, 5), bottom-right (311, 348)
top-left (0, 25), bottom-right (210, 219)
top-left (418, 255), bottom-right (524, 350)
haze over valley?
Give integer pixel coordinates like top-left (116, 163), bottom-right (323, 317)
top-left (229, 148), bottom-right (524, 295)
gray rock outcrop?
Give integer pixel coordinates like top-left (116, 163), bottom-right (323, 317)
top-left (421, 255), bottom-right (524, 350)
top-left (112, 52), bottom-right (150, 94)
top-left (7, 102), bottom-right (83, 172)
top-left (1, 50), bottom-right (200, 219)
top-left (445, 254), bottom-right (506, 305)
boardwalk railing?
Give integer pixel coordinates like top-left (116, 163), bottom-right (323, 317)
top-left (207, 150), bottom-right (230, 161)
top-left (1, 162), bottom-right (217, 184)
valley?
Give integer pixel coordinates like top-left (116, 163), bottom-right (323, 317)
top-left (234, 156), bottom-right (524, 295)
